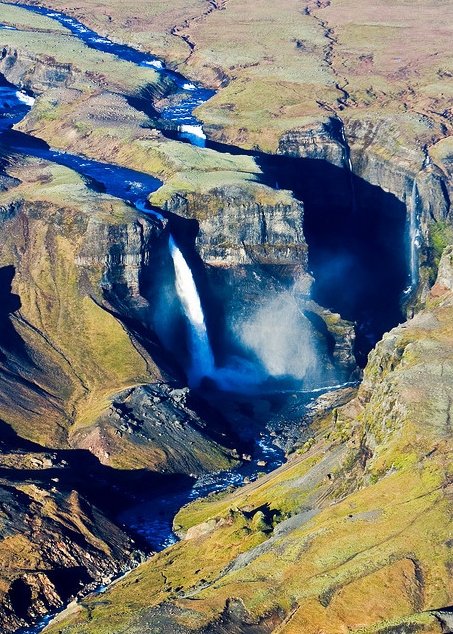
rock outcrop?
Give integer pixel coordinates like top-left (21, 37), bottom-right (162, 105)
top-left (278, 118), bottom-right (347, 168)
top-left (0, 158), bottom-right (237, 471)
top-left (160, 182), bottom-right (307, 270)
top-left (71, 384), bottom-right (237, 474)
top-left (0, 454), bottom-right (140, 634)
top-left (0, 159), bottom-right (161, 447)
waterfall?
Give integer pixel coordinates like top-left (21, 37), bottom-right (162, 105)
top-left (404, 180), bottom-right (422, 296)
top-left (339, 120), bottom-right (353, 173)
top-left (178, 124), bottom-right (206, 147)
top-left (338, 120), bottom-right (356, 213)
top-left (168, 236), bottom-right (215, 386)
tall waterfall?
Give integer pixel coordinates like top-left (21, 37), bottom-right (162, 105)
top-left (339, 121), bottom-right (356, 213)
top-left (404, 180), bottom-right (421, 296)
top-left (168, 236), bottom-right (215, 386)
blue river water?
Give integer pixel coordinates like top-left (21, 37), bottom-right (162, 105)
top-left (13, 2), bottom-right (215, 136)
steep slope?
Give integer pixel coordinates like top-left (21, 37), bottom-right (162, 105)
top-left (0, 442), bottom-right (139, 634)
top-left (0, 158), bottom-right (235, 472)
top-left (5, 0), bottom-right (450, 308)
top-left (44, 245), bottom-right (453, 633)
top-left (0, 158), bottom-right (243, 632)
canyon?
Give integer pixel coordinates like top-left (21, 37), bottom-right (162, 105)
top-left (0, 1), bottom-right (451, 633)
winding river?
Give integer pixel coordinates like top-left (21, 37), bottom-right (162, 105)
top-left (0, 6), bottom-right (364, 632)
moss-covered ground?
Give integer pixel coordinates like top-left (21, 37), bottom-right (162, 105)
top-left (42, 263), bottom-right (453, 632)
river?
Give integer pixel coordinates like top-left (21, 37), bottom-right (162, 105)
top-left (0, 6), bottom-right (357, 632)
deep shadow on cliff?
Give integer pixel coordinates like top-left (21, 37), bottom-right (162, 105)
top-left (165, 134), bottom-right (409, 367)
top-left (256, 154), bottom-right (408, 364)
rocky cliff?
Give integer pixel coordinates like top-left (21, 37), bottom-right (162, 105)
top-left (0, 158), bottom-right (243, 632)
top-left (0, 439), bottom-right (140, 634)
top-left (43, 243), bottom-right (453, 634)
top-left (0, 158), bottom-right (237, 471)
top-left (159, 182), bottom-right (307, 270)
top-left (0, 3), bottom-right (451, 633)
top-left (0, 159), bottom-right (160, 446)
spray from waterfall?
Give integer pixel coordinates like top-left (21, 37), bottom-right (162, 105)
top-left (168, 236), bottom-right (215, 387)
top-left (167, 234), bottom-right (319, 391)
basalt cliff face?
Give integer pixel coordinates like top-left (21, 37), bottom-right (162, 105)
top-left (278, 116), bottom-right (452, 305)
top-left (0, 159), bottom-right (241, 632)
top-left (0, 159), bottom-right (161, 448)
top-left (0, 158), bottom-right (237, 471)
top-left (160, 184), bottom-right (307, 270)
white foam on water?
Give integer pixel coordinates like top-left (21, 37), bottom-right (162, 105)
top-left (141, 60), bottom-right (164, 69)
top-left (179, 124), bottom-right (206, 140)
top-left (16, 91), bottom-right (35, 106)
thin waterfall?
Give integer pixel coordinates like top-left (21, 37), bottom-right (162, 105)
top-left (340, 124), bottom-right (353, 174)
top-left (404, 179), bottom-right (421, 296)
top-left (168, 235), bottom-right (215, 386)
top-left (339, 120), bottom-right (356, 213)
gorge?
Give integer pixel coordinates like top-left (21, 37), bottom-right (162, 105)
top-left (0, 1), bottom-right (451, 633)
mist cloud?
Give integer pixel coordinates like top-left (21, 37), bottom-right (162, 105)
top-left (234, 290), bottom-right (318, 380)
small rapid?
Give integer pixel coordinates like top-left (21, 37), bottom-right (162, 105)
top-left (13, 2), bottom-right (215, 137)
top-left (0, 80), bottom-right (35, 132)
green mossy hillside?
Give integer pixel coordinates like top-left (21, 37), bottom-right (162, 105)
top-left (45, 246), bottom-right (453, 633)
top-left (0, 159), bottom-right (160, 447)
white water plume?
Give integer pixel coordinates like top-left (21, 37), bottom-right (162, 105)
top-left (178, 124), bottom-right (206, 147)
top-left (140, 60), bottom-right (164, 69)
top-left (169, 236), bottom-right (215, 386)
top-left (15, 91), bottom-right (35, 106)
top-left (234, 290), bottom-right (318, 381)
